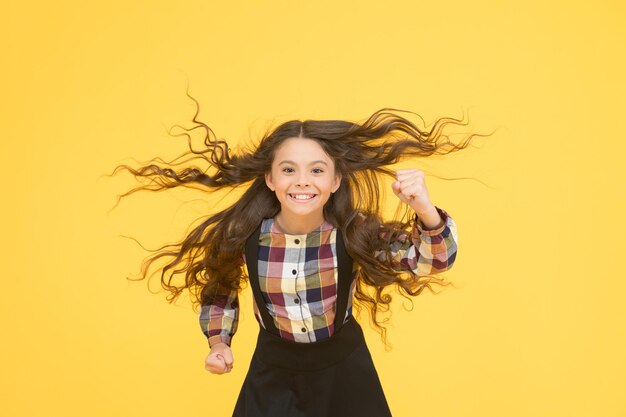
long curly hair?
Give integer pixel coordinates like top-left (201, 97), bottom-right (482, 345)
top-left (109, 91), bottom-right (490, 348)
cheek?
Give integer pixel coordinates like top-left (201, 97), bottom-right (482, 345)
top-left (322, 177), bottom-right (337, 190)
top-left (275, 176), bottom-right (289, 188)
top-left (272, 177), bottom-right (292, 193)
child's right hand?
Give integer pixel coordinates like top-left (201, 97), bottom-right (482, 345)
top-left (205, 342), bottom-right (234, 374)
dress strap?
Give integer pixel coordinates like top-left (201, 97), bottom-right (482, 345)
top-left (333, 228), bottom-right (354, 332)
top-left (244, 223), bottom-right (277, 333)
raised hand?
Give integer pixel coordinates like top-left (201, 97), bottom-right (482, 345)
top-left (391, 168), bottom-right (434, 213)
top-left (391, 168), bottom-right (445, 230)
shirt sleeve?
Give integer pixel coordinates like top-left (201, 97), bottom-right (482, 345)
top-left (374, 206), bottom-right (458, 276)
top-left (198, 282), bottom-right (239, 348)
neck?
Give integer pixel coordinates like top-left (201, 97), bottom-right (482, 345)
top-left (274, 211), bottom-right (325, 235)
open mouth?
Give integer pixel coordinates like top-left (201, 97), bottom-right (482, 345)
top-left (288, 193), bottom-right (317, 202)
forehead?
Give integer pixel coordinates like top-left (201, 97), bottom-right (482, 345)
top-left (273, 137), bottom-right (332, 162)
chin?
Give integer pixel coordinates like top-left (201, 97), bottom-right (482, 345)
top-left (282, 198), bottom-right (328, 212)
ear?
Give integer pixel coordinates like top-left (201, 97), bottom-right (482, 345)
top-left (265, 171), bottom-right (275, 192)
top-left (332, 172), bottom-right (342, 193)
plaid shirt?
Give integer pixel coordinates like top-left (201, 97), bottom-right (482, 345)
top-left (199, 206), bottom-right (458, 347)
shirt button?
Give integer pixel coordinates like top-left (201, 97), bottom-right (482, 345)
top-left (301, 327), bottom-right (307, 332)
top-left (292, 269), bottom-right (297, 275)
top-left (294, 238), bottom-right (300, 244)
top-left (294, 298), bottom-right (299, 304)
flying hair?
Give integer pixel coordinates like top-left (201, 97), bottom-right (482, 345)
top-left (108, 89), bottom-right (494, 348)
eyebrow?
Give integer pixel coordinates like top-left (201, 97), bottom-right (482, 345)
top-left (278, 160), bottom-right (328, 166)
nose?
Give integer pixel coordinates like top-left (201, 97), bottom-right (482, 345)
top-left (295, 172), bottom-right (311, 187)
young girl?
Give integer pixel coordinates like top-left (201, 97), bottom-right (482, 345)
top-left (114, 97), bottom-right (479, 417)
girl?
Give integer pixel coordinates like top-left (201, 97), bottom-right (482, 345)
top-left (114, 96), bottom-right (480, 417)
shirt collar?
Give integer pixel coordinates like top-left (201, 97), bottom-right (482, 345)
top-left (267, 217), bottom-right (335, 235)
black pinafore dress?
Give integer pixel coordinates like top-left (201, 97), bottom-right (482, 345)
top-left (232, 223), bottom-right (393, 417)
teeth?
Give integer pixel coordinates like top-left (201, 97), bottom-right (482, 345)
top-left (290, 194), bottom-right (315, 200)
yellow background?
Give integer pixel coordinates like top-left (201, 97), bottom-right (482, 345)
top-left (1, 1), bottom-right (624, 416)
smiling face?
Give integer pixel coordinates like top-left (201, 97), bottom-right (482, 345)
top-left (265, 137), bottom-right (342, 222)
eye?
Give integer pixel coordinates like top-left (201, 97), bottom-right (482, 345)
top-left (281, 167), bottom-right (324, 174)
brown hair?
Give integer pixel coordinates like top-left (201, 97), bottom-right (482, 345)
top-left (109, 90), bottom-right (492, 348)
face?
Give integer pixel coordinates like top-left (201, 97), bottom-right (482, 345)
top-left (265, 137), bottom-right (342, 218)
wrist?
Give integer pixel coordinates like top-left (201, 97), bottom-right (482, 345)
top-left (414, 204), bottom-right (444, 230)
top-left (413, 203), bottom-right (436, 217)
top-left (210, 341), bottom-right (230, 350)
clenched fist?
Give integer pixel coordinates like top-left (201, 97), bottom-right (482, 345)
top-left (205, 342), bottom-right (234, 374)
top-left (392, 168), bottom-right (445, 230)
top-left (391, 168), bottom-right (434, 213)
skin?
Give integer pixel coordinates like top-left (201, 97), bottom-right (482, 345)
top-left (264, 137), bottom-right (343, 235)
top-left (205, 137), bottom-right (444, 375)
top-left (391, 168), bottom-right (445, 230)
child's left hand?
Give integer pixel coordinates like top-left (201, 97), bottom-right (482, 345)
top-left (391, 168), bottom-right (434, 214)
